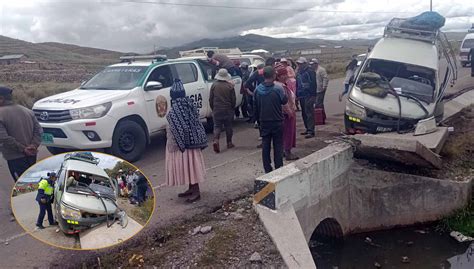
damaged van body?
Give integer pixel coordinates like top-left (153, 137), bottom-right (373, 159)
top-left (54, 152), bottom-right (127, 234)
top-left (345, 16), bottom-right (457, 134)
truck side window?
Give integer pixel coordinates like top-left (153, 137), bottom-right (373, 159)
top-left (174, 63), bottom-right (198, 84)
top-left (148, 65), bottom-right (173, 88)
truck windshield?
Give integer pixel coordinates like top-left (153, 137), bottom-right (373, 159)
top-left (80, 66), bottom-right (147, 90)
top-left (359, 59), bottom-right (436, 103)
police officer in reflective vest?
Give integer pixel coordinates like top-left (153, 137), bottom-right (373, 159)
top-left (36, 172), bottom-right (58, 229)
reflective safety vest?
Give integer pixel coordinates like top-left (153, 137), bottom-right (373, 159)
top-left (38, 179), bottom-right (53, 196)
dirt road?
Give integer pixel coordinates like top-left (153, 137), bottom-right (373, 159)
top-left (0, 65), bottom-right (472, 268)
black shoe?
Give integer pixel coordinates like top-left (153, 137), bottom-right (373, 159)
top-left (300, 131), bottom-right (308, 135)
top-left (178, 188), bottom-right (194, 198)
top-left (50, 221), bottom-right (59, 226)
top-left (305, 133), bottom-right (315, 139)
top-left (36, 225), bottom-right (45, 229)
top-left (185, 193), bottom-right (201, 203)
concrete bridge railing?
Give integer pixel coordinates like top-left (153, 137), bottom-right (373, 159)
top-left (254, 142), bottom-right (472, 268)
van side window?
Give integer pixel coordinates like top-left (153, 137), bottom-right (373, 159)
top-left (173, 63), bottom-right (198, 84)
top-left (148, 65), bottom-right (173, 88)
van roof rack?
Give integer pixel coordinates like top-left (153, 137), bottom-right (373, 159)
top-left (384, 18), bottom-right (439, 44)
top-left (64, 152), bottom-right (100, 165)
top-left (119, 54), bottom-right (167, 63)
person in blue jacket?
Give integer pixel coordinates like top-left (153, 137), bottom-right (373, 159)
top-left (35, 172), bottom-right (58, 229)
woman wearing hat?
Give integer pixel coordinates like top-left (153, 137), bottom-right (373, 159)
top-left (166, 79), bottom-right (208, 203)
top-left (275, 63), bottom-right (298, 160)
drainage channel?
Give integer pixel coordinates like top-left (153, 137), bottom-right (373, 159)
top-left (310, 224), bottom-right (473, 269)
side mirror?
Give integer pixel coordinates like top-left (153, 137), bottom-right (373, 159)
top-left (145, 81), bottom-right (163, 91)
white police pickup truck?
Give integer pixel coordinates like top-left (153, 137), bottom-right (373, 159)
top-left (33, 56), bottom-right (242, 161)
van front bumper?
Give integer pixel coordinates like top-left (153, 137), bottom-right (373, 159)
top-left (344, 113), bottom-right (417, 134)
top-left (39, 115), bottom-right (116, 149)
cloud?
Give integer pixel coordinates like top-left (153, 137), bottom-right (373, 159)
top-left (0, 0), bottom-right (473, 52)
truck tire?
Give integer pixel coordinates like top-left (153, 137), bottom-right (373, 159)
top-left (110, 120), bottom-right (146, 162)
top-left (46, 146), bottom-right (68, 155)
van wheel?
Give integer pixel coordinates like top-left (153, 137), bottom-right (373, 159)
top-left (205, 117), bottom-right (214, 133)
top-left (47, 146), bottom-right (68, 155)
top-left (110, 120), bottom-right (146, 162)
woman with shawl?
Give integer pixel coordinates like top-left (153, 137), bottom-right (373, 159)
top-left (166, 79), bottom-right (208, 203)
top-left (274, 63), bottom-right (298, 161)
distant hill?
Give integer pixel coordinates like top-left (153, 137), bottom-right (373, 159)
top-left (157, 34), bottom-right (378, 57)
top-left (0, 35), bottom-right (124, 65)
top-left (158, 32), bottom-right (469, 58)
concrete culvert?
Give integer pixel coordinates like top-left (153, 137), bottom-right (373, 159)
top-left (310, 218), bottom-right (344, 242)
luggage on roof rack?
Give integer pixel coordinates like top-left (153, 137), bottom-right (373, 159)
top-left (384, 18), bottom-right (439, 43)
top-left (64, 152), bottom-right (100, 164)
top-left (384, 12), bottom-right (445, 44)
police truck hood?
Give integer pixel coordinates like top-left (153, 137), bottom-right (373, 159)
top-left (33, 88), bottom-right (132, 110)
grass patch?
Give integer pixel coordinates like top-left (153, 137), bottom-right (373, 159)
top-left (438, 201), bottom-right (474, 237)
top-left (4, 82), bottom-right (80, 109)
top-left (130, 199), bottom-right (154, 226)
top-left (197, 227), bottom-right (238, 266)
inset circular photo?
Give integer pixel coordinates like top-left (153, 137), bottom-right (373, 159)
top-left (11, 151), bottom-right (154, 250)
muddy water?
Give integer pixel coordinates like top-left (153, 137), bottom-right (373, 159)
top-left (310, 225), bottom-right (473, 269)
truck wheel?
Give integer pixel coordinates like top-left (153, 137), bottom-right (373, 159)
top-left (205, 117), bottom-right (214, 133)
top-left (47, 146), bottom-right (68, 155)
top-left (110, 120), bottom-right (146, 162)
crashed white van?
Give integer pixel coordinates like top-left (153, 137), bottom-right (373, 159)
top-left (54, 152), bottom-right (126, 234)
top-left (345, 17), bottom-right (457, 134)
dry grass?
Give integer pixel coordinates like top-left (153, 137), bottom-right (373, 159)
top-left (3, 82), bottom-right (80, 109)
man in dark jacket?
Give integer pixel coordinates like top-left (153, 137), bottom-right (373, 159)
top-left (36, 172), bottom-right (58, 229)
top-left (207, 51), bottom-right (239, 77)
top-left (296, 57), bottom-right (317, 138)
top-left (0, 86), bottom-right (42, 181)
top-left (135, 170), bottom-right (149, 206)
top-left (209, 68), bottom-right (237, 153)
top-left (245, 63), bottom-right (265, 127)
top-left (254, 67), bottom-right (288, 173)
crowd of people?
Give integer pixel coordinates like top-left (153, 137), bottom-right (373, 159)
top-left (165, 51), bottom-right (358, 201)
top-left (116, 169), bottom-right (149, 206)
top-left (0, 51), bottom-right (359, 206)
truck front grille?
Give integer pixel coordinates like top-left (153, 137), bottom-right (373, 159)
top-left (34, 109), bottom-right (72, 123)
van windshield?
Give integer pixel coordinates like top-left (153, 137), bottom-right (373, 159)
top-left (462, 39), bottom-right (474, 49)
top-left (80, 66), bottom-right (147, 90)
top-left (358, 59), bottom-right (436, 103)
top-left (65, 171), bottom-right (115, 198)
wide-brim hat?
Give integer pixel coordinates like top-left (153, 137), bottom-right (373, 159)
top-left (215, 68), bottom-right (232, 81)
top-left (296, 57), bottom-right (307, 64)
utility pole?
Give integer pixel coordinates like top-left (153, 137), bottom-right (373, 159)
top-left (430, 0), bottom-right (432, 11)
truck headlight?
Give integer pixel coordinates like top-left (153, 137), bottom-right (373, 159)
top-left (346, 99), bottom-right (367, 119)
top-left (60, 203), bottom-right (81, 220)
top-left (70, 102), bottom-right (112, 120)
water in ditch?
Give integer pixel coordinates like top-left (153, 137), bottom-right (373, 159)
top-left (310, 224), bottom-right (473, 269)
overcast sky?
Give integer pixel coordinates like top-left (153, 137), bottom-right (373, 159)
top-left (0, 0), bottom-right (473, 52)
top-left (18, 152), bottom-right (120, 183)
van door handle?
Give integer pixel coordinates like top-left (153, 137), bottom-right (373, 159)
top-left (197, 87), bottom-right (205, 91)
